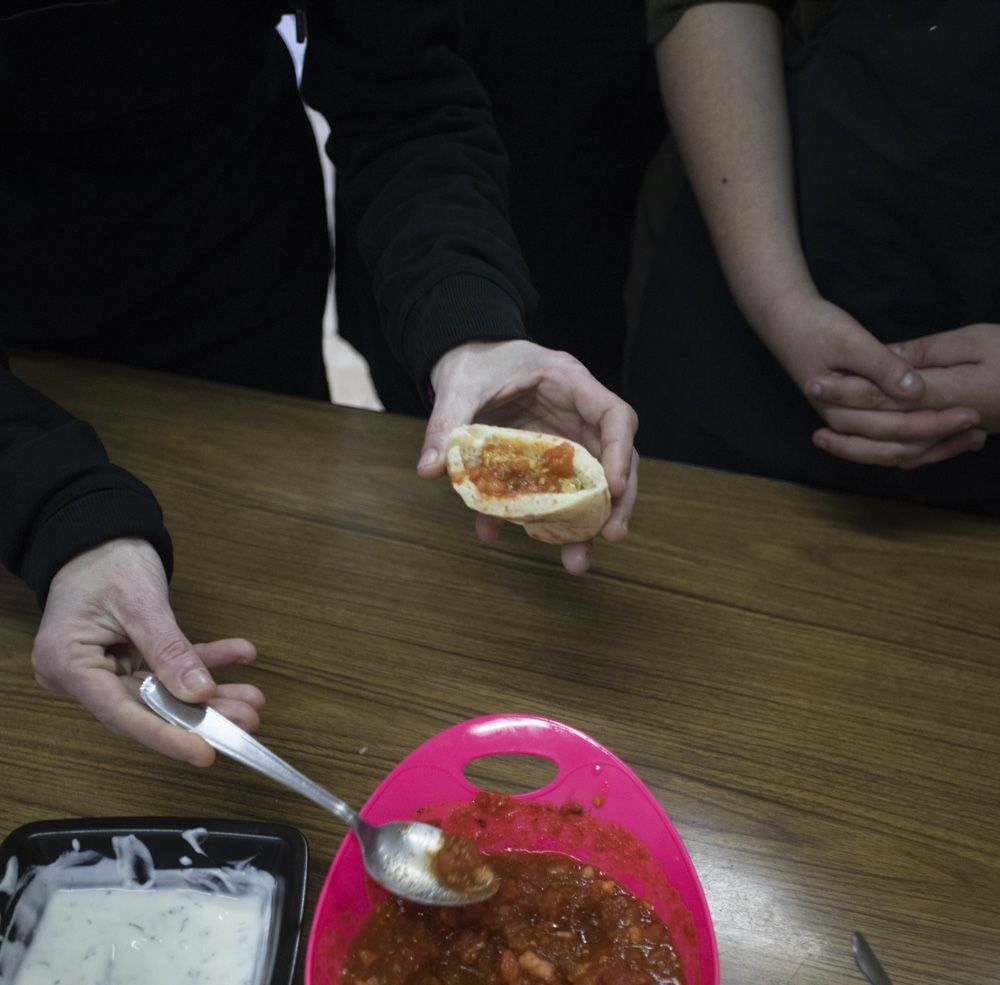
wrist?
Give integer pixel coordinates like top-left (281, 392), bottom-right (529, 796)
top-left (740, 276), bottom-right (820, 343)
top-left (406, 274), bottom-right (528, 388)
top-left (745, 282), bottom-right (836, 388)
top-left (429, 339), bottom-right (535, 394)
top-left (24, 483), bottom-right (172, 610)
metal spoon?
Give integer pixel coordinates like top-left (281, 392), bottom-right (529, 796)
top-left (139, 675), bottom-right (497, 907)
top-left (852, 931), bottom-right (893, 985)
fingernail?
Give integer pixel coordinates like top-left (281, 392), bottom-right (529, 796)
top-left (814, 435), bottom-right (828, 450)
top-left (899, 372), bottom-right (916, 390)
top-left (972, 434), bottom-right (987, 451)
top-left (890, 345), bottom-right (904, 356)
top-left (808, 382), bottom-right (822, 398)
top-left (418, 449), bottom-right (438, 469)
top-left (182, 668), bottom-right (212, 692)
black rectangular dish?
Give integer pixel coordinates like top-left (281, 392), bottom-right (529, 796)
top-left (0, 817), bottom-right (307, 985)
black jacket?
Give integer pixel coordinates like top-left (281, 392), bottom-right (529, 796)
top-left (335, 0), bottom-right (665, 414)
top-left (0, 0), bottom-right (536, 603)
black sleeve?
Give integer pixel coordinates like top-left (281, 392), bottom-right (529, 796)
top-left (0, 353), bottom-right (173, 608)
top-left (300, 0), bottom-right (538, 390)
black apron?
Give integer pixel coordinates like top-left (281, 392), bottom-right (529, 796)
top-left (629, 0), bottom-right (1000, 514)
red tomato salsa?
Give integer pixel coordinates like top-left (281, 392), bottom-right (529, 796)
top-left (464, 440), bottom-right (577, 497)
top-left (341, 850), bottom-right (686, 985)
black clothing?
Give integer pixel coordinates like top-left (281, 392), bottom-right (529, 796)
top-left (628, 0), bottom-right (1000, 514)
top-left (1, 0), bottom-right (538, 602)
top-left (0, 365), bottom-right (175, 604)
top-left (303, 0), bottom-right (539, 399)
top-left (3, 12), bottom-right (332, 396)
top-left (334, 0), bottom-right (665, 414)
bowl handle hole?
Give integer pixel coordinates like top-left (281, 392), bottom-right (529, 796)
top-left (463, 754), bottom-right (558, 795)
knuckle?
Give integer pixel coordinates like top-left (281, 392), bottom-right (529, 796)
top-left (874, 445), bottom-right (904, 467)
top-left (30, 632), bottom-right (58, 678)
top-left (425, 421), bottom-right (453, 443)
top-left (31, 658), bottom-right (59, 692)
top-left (152, 634), bottom-right (194, 669)
top-left (903, 338), bottom-right (926, 365)
top-left (544, 348), bottom-right (576, 367)
top-left (547, 350), bottom-right (590, 382)
top-left (862, 387), bottom-right (887, 410)
top-left (91, 707), bottom-right (124, 734)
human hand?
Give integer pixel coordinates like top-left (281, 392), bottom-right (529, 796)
top-left (807, 323), bottom-right (997, 468)
top-left (758, 289), bottom-right (983, 467)
top-left (417, 340), bottom-right (638, 574)
top-left (32, 538), bottom-right (264, 766)
top-left (759, 287), bottom-right (922, 402)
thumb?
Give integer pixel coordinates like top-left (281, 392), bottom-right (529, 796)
top-left (417, 389), bottom-right (479, 478)
top-left (844, 337), bottom-right (924, 402)
top-left (128, 609), bottom-right (216, 703)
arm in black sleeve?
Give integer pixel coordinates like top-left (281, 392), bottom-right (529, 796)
top-left (0, 352), bottom-right (172, 607)
top-left (300, 0), bottom-right (538, 389)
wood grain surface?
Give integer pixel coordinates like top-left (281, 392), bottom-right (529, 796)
top-left (2, 354), bottom-right (998, 984)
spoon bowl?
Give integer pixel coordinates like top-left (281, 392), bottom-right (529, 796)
top-left (138, 676), bottom-right (496, 907)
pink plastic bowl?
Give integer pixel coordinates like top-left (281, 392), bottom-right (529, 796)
top-left (305, 714), bottom-right (719, 985)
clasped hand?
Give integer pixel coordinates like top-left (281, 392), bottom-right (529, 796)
top-left (762, 291), bottom-right (992, 468)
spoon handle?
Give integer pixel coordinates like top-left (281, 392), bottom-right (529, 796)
top-left (139, 676), bottom-right (358, 829)
top-left (852, 932), bottom-right (893, 985)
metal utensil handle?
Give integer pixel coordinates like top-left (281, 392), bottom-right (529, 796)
top-left (140, 676), bottom-right (357, 829)
top-left (852, 932), bottom-right (893, 985)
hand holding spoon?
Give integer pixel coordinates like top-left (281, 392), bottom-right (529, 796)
top-left (139, 676), bottom-right (497, 907)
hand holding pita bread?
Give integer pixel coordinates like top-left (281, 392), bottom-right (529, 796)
top-left (417, 340), bottom-right (638, 574)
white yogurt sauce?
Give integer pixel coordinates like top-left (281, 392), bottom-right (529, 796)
top-left (11, 885), bottom-right (267, 985)
top-left (180, 828), bottom-right (209, 858)
top-left (0, 835), bottom-right (276, 985)
top-left (0, 860), bottom-right (17, 898)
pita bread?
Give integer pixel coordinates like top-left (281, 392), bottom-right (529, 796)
top-left (446, 425), bottom-right (611, 544)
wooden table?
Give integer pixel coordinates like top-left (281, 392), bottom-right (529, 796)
top-left (2, 354), bottom-right (998, 985)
